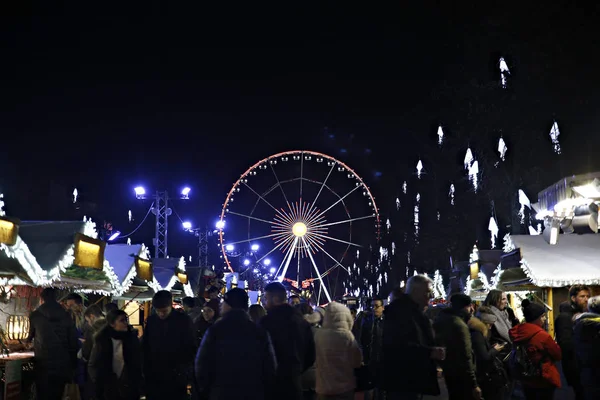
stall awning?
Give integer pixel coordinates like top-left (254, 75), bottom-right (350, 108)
top-left (511, 234), bottom-right (600, 287)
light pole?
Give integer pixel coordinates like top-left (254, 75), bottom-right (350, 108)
top-left (135, 186), bottom-right (190, 258)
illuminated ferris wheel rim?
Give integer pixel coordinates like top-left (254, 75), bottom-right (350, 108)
top-left (218, 150), bottom-right (381, 292)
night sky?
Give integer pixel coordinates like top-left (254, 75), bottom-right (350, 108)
top-left (2, 3), bottom-right (599, 277)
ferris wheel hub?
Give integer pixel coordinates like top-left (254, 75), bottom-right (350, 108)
top-left (292, 222), bottom-right (308, 237)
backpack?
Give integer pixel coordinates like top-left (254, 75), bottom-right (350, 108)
top-left (509, 332), bottom-right (542, 380)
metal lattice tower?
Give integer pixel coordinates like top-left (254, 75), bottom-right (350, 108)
top-left (152, 191), bottom-right (172, 258)
top-left (198, 228), bottom-right (209, 268)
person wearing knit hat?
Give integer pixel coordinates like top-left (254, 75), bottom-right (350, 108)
top-left (508, 299), bottom-right (562, 397)
top-left (195, 287), bottom-right (277, 400)
top-left (433, 293), bottom-right (482, 399)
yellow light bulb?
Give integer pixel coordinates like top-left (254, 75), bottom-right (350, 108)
top-left (292, 222), bottom-right (307, 237)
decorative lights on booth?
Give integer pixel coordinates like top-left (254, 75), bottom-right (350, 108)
top-left (469, 245), bottom-right (480, 279)
top-left (7, 315), bottom-right (29, 341)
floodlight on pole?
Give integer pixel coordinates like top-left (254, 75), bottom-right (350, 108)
top-left (264, 258), bottom-right (271, 266)
top-left (181, 187), bottom-right (191, 199)
top-left (225, 244), bottom-right (235, 251)
top-left (250, 244), bottom-right (259, 251)
top-left (182, 221), bottom-right (192, 231)
top-left (243, 259), bottom-right (250, 266)
top-left (134, 187), bottom-right (146, 199)
top-left (108, 231), bottom-right (121, 241)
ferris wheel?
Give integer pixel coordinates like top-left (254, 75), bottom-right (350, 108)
top-left (217, 150), bottom-right (380, 302)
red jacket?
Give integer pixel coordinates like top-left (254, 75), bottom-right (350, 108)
top-left (509, 323), bottom-right (562, 388)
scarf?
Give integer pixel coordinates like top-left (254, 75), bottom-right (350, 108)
top-left (109, 328), bottom-right (129, 377)
top-left (490, 306), bottom-right (512, 343)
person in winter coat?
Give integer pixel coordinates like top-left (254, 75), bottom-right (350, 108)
top-left (88, 310), bottom-right (142, 400)
top-left (483, 290), bottom-right (513, 349)
top-left (28, 288), bottom-right (79, 400)
top-left (468, 306), bottom-right (508, 400)
top-left (555, 284), bottom-right (590, 399)
top-left (380, 278), bottom-right (442, 399)
top-left (314, 302), bottom-right (362, 400)
top-left (259, 282), bottom-right (316, 400)
top-left (249, 304), bottom-right (266, 324)
top-left (297, 303), bottom-right (320, 400)
top-left (82, 305), bottom-right (106, 362)
top-left (195, 288), bottom-right (277, 400)
top-left (509, 299), bottom-right (561, 400)
top-left (143, 290), bottom-right (196, 400)
top-left (433, 293), bottom-right (481, 400)
top-left (573, 295), bottom-right (600, 400)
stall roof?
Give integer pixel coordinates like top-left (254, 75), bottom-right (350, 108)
top-left (511, 234), bottom-right (600, 287)
top-left (152, 257), bottom-right (194, 297)
top-left (104, 244), bottom-right (154, 296)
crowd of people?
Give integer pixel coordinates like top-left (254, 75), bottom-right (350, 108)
top-left (25, 279), bottom-right (600, 400)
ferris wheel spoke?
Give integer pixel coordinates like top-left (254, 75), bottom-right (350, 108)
top-left (226, 232), bottom-right (286, 246)
top-left (227, 211), bottom-right (285, 227)
top-left (242, 181), bottom-right (285, 215)
top-left (277, 236), bottom-right (298, 282)
top-left (304, 236), bottom-right (350, 274)
top-left (274, 210), bottom-right (294, 225)
top-left (254, 235), bottom-right (294, 265)
top-left (316, 214), bottom-right (375, 228)
top-left (302, 237), bottom-right (332, 303)
top-left (310, 231), bottom-right (363, 248)
top-left (269, 163), bottom-right (293, 212)
top-left (314, 185), bottom-right (361, 220)
top-left (305, 163), bottom-right (335, 217)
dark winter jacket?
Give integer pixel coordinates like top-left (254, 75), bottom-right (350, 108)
top-left (468, 317), bottom-right (504, 385)
top-left (433, 308), bottom-right (478, 390)
top-left (509, 322), bottom-right (561, 388)
top-left (28, 300), bottom-right (79, 379)
top-left (259, 304), bottom-right (316, 400)
top-left (82, 317), bottom-right (107, 362)
top-left (554, 301), bottom-right (580, 387)
top-left (380, 293), bottom-right (440, 395)
top-left (573, 313), bottom-right (600, 395)
top-left (88, 326), bottom-right (142, 400)
top-left (352, 310), bottom-right (383, 367)
top-left (195, 309), bottom-right (277, 400)
top-left (142, 309), bottom-right (196, 387)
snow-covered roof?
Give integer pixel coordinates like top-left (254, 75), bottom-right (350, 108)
top-left (511, 234), bottom-right (600, 287)
top-left (152, 257), bottom-right (194, 297)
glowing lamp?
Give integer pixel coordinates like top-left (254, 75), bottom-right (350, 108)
top-left (292, 222), bottom-right (307, 237)
top-left (7, 315), bottom-right (29, 341)
top-left (135, 257), bottom-right (153, 282)
top-left (177, 272), bottom-right (189, 285)
top-left (216, 220), bottom-right (225, 230)
top-left (0, 217), bottom-right (19, 246)
top-left (74, 233), bottom-right (106, 269)
top-left (469, 245), bottom-right (479, 280)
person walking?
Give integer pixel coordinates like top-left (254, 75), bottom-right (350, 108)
top-left (573, 295), bottom-right (600, 399)
top-left (142, 290), bottom-right (196, 400)
top-left (380, 277), bottom-right (442, 400)
top-left (88, 309), bottom-right (142, 400)
top-left (259, 282), bottom-right (315, 400)
top-left (28, 288), bottom-right (79, 400)
top-left (195, 288), bottom-right (276, 400)
top-left (314, 302), bottom-right (362, 400)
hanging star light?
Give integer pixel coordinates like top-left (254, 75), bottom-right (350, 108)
top-left (395, 197), bottom-right (400, 210)
top-left (549, 121), bottom-right (561, 154)
top-left (499, 57), bottom-right (510, 89)
top-left (464, 148), bottom-right (474, 169)
top-left (73, 188), bottom-right (78, 203)
top-left (128, 210), bottom-right (132, 222)
top-left (391, 242), bottom-right (396, 255)
top-left (437, 125), bottom-right (444, 146)
top-left (449, 184), bottom-right (455, 205)
top-left (518, 189), bottom-right (531, 224)
top-left (468, 161), bottom-right (479, 191)
top-left (127, 238), bottom-right (131, 245)
top-left (437, 211), bottom-right (441, 221)
top-left (414, 193), bottom-right (420, 238)
top-left (488, 216), bottom-right (499, 248)
top-left (498, 137), bottom-right (507, 161)
top-left (416, 159), bottom-right (423, 179)
top-left (386, 218), bottom-right (391, 230)
top-left (402, 181), bottom-right (407, 194)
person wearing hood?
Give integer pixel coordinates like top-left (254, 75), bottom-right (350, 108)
top-left (380, 276), bottom-right (442, 399)
top-left (28, 288), bottom-right (79, 400)
top-left (433, 293), bottom-right (481, 400)
top-left (555, 284), bottom-right (590, 399)
top-left (88, 309), bottom-right (142, 400)
top-left (259, 282), bottom-right (316, 400)
top-left (468, 306), bottom-right (508, 400)
top-left (195, 288), bottom-right (277, 400)
top-left (573, 295), bottom-right (600, 400)
top-left (509, 299), bottom-right (561, 399)
top-left (297, 303), bottom-right (321, 400)
top-left (314, 302), bottom-right (362, 400)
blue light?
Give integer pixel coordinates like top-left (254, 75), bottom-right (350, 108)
top-left (225, 244), bottom-right (234, 251)
top-left (251, 244), bottom-right (259, 251)
top-left (243, 259), bottom-right (250, 266)
top-left (216, 220), bottom-right (225, 230)
top-left (263, 258), bottom-right (271, 266)
top-left (108, 231), bottom-right (121, 241)
top-left (182, 221), bottom-right (192, 230)
top-left (269, 267), bottom-right (276, 274)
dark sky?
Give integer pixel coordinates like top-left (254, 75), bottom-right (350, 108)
top-left (2, 3), bottom-right (599, 265)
